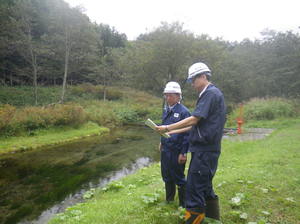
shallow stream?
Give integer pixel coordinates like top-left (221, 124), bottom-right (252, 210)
top-left (0, 126), bottom-right (160, 224)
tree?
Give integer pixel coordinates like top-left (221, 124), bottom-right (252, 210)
top-left (12, 0), bottom-right (44, 105)
top-left (123, 22), bottom-right (194, 94)
top-left (44, 1), bottom-right (98, 102)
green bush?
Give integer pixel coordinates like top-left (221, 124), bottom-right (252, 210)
top-left (84, 102), bottom-right (121, 127)
top-left (227, 97), bottom-right (297, 126)
top-left (83, 100), bottom-right (161, 127)
top-left (69, 84), bottom-right (122, 101)
top-left (114, 107), bottom-right (139, 124)
top-left (0, 85), bottom-right (123, 106)
top-left (0, 104), bottom-right (17, 136)
top-left (0, 85), bottom-right (162, 136)
top-left (0, 86), bottom-right (61, 106)
top-left (0, 103), bottom-right (87, 137)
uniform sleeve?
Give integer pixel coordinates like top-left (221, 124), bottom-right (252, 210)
top-left (192, 91), bottom-right (215, 119)
top-left (180, 109), bottom-right (191, 154)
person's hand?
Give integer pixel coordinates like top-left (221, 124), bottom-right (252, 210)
top-left (156, 125), bottom-right (168, 133)
top-left (158, 143), bottom-right (162, 151)
top-left (178, 154), bottom-right (187, 164)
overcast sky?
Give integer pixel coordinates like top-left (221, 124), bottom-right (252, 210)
top-left (65, 0), bottom-right (299, 41)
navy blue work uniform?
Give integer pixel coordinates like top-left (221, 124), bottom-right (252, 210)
top-left (161, 103), bottom-right (190, 186)
top-left (186, 84), bottom-right (226, 212)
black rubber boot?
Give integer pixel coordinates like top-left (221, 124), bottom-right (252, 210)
top-left (178, 185), bottom-right (186, 208)
top-left (205, 197), bottom-right (220, 220)
top-left (185, 208), bottom-right (205, 224)
top-left (165, 182), bottom-right (176, 202)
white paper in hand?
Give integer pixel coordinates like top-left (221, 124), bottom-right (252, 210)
top-left (145, 118), bottom-right (170, 138)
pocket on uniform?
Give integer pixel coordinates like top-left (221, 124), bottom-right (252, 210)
top-left (189, 152), bottom-right (210, 175)
top-left (189, 126), bottom-right (208, 144)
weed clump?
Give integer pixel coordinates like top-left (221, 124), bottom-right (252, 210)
top-left (227, 97), bottom-right (298, 126)
top-left (0, 103), bottom-right (87, 137)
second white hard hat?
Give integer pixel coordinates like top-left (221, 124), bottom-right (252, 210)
top-left (163, 81), bottom-right (182, 94)
top-left (187, 62), bottom-right (211, 83)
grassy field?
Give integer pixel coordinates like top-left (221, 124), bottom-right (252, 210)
top-left (0, 122), bottom-right (109, 154)
top-left (48, 119), bottom-right (300, 224)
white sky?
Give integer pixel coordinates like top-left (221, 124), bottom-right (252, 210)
top-left (65, 0), bottom-right (300, 41)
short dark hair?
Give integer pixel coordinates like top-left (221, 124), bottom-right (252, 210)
top-left (205, 74), bottom-right (211, 81)
top-left (195, 73), bottom-right (211, 81)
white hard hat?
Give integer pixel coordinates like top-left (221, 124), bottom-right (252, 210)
top-left (187, 62), bottom-right (211, 83)
top-left (163, 81), bottom-right (182, 94)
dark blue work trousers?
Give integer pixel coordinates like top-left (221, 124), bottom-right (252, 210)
top-left (186, 151), bottom-right (220, 210)
top-left (161, 149), bottom-right (186, 186)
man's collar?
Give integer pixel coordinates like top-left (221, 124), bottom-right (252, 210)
top-left (167, 102), bottom-right (179, 110)
top-left (198, 83), bottom-right (211, 98)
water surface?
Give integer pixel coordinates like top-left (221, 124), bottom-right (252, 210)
top-left (0, 126), bottom-right (160, 224)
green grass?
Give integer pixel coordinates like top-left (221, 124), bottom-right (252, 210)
top-left (0, 122), bottom-right (109, 154)
top-left (49, 120), bottom-right (300, 224)
top-left (226, 97), bottom-right (299, 127)
top-left (243, 117), bottom-right (300, 129)
top-left (0, 85), bottom-right (162, 137)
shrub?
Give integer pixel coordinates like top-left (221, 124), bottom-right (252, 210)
top-left (114, 106), bottom-right (139, 124)
top-left (0, 86), bottom-right (61, 106)
top-left (69, 84), bottom-right (122, 101)
top-left (227, 97), bottom-right (297, 126)
top-left (0, 104), bottom-right (17, 135)
top-left (84, 100), bottom-right (154, 127)
top-left (85, 102), bottom-right (121, 128)
top-left (0, 104), bottom-right (87, 137)
top-left (50, 104), bottom-right (87, 127)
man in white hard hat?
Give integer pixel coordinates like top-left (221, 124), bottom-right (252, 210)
top-left (160, 81), bottom-right (191, 208)
top-left (156, 63), bottom-right (226, 223)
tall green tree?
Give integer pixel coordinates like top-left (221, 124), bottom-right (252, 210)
top-left (12, 0), bottom-right (44, 105)
top-left (122, 22), bottom-right (194, 94)
top-left (44, 1), bottom-right (98, 102)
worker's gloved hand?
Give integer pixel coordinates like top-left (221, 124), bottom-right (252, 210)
top-left (178, 154), bottom-right (187, 164)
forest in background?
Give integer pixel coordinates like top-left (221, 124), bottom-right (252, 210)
top-left (1, 0), bottom-right (300, 105)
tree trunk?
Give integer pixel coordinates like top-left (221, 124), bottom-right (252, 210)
top-left (61, 31), bottom-right (70, 104)
top-left (103, 74), bottom-right (107, 101)
top-left (10, 73), bottom-right (13, 86)
top-left (33, 64), bottom-right (38, 105)
top-left (61, 47), bottom-right (69, 103)
top-left (28, 33), bottom-right (38, 105)
top-left (30, 51), bottom-right (38, 105)
top-left (103, 84), bottom-right (107, 101)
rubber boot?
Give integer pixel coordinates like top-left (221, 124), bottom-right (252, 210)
top-left (165, 182), bottom-right (176, 202)
top-left (205, 197), bottom-right (220, 220)
top-left (185, 208), bottom-right (205, 224)
top-left (178, 185), bottom-right (186, 208)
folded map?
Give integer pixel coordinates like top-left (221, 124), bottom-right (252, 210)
top-left (145, 118), bottom-right (171, 138)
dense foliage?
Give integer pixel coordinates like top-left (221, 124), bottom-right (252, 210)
top-left (1, 0), bottom-right (299, 105)
top-left (226, 98), bottom-right (299, 126)
top-left (0, 85), bottom-right (162, 137)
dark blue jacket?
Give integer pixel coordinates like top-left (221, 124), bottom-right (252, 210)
top-left (161, 103), bottom-right (191, 154)
top-left (189, 84), bottom-right (226, 152)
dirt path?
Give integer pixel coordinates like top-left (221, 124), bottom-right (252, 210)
top-left (224, 128), bottom-right (274, 141)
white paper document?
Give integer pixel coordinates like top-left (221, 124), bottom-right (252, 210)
top-left (145, 118), bottom-right (171, 138)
